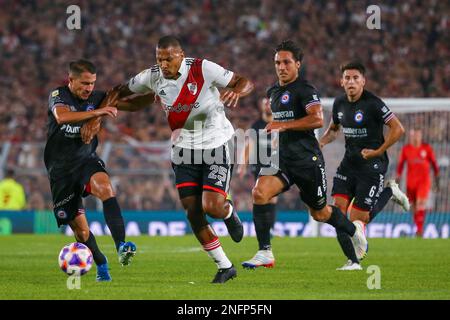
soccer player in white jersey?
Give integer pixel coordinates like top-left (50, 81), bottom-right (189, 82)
top-left (90, 36), bottom-right (254, 283)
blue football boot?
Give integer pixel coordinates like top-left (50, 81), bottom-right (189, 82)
top-left (96, 260), bottom-right (112, 282)
top-left (118, 241), bottom-right (137, 266)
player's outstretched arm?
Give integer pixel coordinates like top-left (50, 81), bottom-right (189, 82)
top-left (111, 83), bottom-right (155, 112)
top-left (362, 116), bottom-right (405, 160)
top-left (53, 105), bottom-right (117, 125)
top-left (319, 119), bottom-right (340, 148)
top-left (80, 89), bottom-right (121, 144)
top-left (221, 74), bottom-right (254, 108)
top-left (116, 92), bottom-right (155, 112)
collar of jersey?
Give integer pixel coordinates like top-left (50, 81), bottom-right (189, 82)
top-left (170, 58), bottom-right (188, 79)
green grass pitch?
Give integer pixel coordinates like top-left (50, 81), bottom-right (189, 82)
top-left (1, 235), bottom-right (449, 300)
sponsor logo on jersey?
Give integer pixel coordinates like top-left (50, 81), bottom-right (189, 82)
top-left (338, 112), bottom-right (343, 120)
top-left (52, 90), bottom-right (59, 97)
top-left (60, 124), bottom-right (81, 134)
top-left (159, 89), bottom-right (166, 96)
top-left (85, 104), bottom-right (95, 111)
top-left (57, 210), bottom-right (67, 219)
top-left (364, 197), bottom-right (373, 206)
top-left (281, 92), bottom-right (290, 104)
top-left (187, 82), bottom-right (198, 95)
top-left (163, 102), bottom-right (200, 113)
top-left (342, 127), bottom-right (368, 137)
top-left (272, 110), bottom-right (294, 120)
top-left (354, 110), bottom-right (364, 123)
top-left (319, 165), bottom-right (327, 192)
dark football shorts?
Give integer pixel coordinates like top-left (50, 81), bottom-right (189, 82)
top-left (171, 144), bottom-right (233, 199)
top-left (331, 163), bottom-right (385, 212)
top-left (50, 157), bottom-right (107, 227)
top-left (259, 155), bottom-right (327, 210)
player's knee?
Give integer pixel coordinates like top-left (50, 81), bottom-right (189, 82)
top-left (93, 184), bottom-right (115, 201)
top-left (359, 215), bottom-right (370, 224)
top-left (74, 229), bottom-right (90, 242)
top-left (202, 197), bottom-right (224, 218)
top-left (252, 186), bottom-right (269, 204)
top-left (350, 209), bottom-right (370, 224)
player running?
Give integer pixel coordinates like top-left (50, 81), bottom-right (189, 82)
top-left (320, 61), bottom-right (410, 270)
top-left (397, 128), bottom-right (440, 237)
top-left (237, 98), bottom-right (278, 268)
top-left (241, 40), bottom-right (367, 269)
top-left (99, 36), bottom-right (254, 283)
top-left (45, 59), bottom-right (137, 282)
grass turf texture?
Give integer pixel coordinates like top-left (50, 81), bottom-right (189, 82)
top-left (0, 235), bottom-right (449, 300)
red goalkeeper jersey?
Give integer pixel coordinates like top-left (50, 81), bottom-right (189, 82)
top-left (397, 143), bottom-right (439, 187)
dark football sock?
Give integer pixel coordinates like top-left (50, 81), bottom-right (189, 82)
top-left (253, 203), bottom-right (277, 250)
top-left (369, 187), bottom-right (393, 222)
top-left (326, 205), bottom-right (356, 236)
top-left (82, 231), bottom-right (107, 265)
top-left (336, 230), bottom-right (359, 263)
top-left (103, 197), bottom-right (126, 251)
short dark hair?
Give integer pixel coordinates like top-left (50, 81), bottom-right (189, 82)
top-left (340, 61), bottom-right (366, 75)
top-left (275, 40), bottom-right (303, 62)
top-left (69, 59), bottom-right (96, 76)
top-left (157, 35), bottom-right (182, 49)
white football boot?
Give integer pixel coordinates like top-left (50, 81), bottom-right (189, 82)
top-left (351, 220), bottom-right (368, 261)
top-left (387, 180), bottom-right (410, 212)
top-left (336, 259), bottom-right (363, 271)
top-left (242, 250), bottom-right (275, 269)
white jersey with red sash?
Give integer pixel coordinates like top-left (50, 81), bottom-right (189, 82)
top-left (128, 58), bottom-right (235, 150)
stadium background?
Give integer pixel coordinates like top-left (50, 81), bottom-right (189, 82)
top-left (1, 0), bottom-right (449, 238)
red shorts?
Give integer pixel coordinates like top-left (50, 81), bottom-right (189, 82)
top-left (407, 180), bottom-right (431, 203)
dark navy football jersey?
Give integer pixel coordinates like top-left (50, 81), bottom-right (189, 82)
top-left (250, 118), bottom-right (272, 166)
top-left (332, 89), bottom-right (395, 170)
top-left (44, 85), bottom-right (106, 179)
top-left (267, 77), bottom-right (323, 166)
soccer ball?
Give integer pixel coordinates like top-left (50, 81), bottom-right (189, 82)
top-left (58, 242), bottom-right (93, 276)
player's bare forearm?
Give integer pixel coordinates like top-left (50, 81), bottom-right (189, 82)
top-left (320, 121), bottom-right (340, 147)
top-left (286, 114), bottom-right (323, 131)
top-left (282, 104), bottom-right (324, 131)
top-left (229, 75), bottom-right (254, 97)
top-left (54, 106), bottom-right (117, 125)
top-left (222, 74), bottom-right (254, 108)
top-left (117, 92), bottom-right (155, 112)
top-left (116, 83), bottom-right (136, 99)
top-left (80, 117), bottom-right (101, 144)
top-left (377, 117), bottom-right (405, 154)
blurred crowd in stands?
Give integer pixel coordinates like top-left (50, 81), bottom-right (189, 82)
top-left (1, 0), bottom-right (449, 211)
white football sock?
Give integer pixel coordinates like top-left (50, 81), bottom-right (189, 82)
top-left (202, 237), bottom-right (232, 269)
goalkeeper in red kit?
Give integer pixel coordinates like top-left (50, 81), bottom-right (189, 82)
top-left (397, 128), bottom-right (440, 237)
